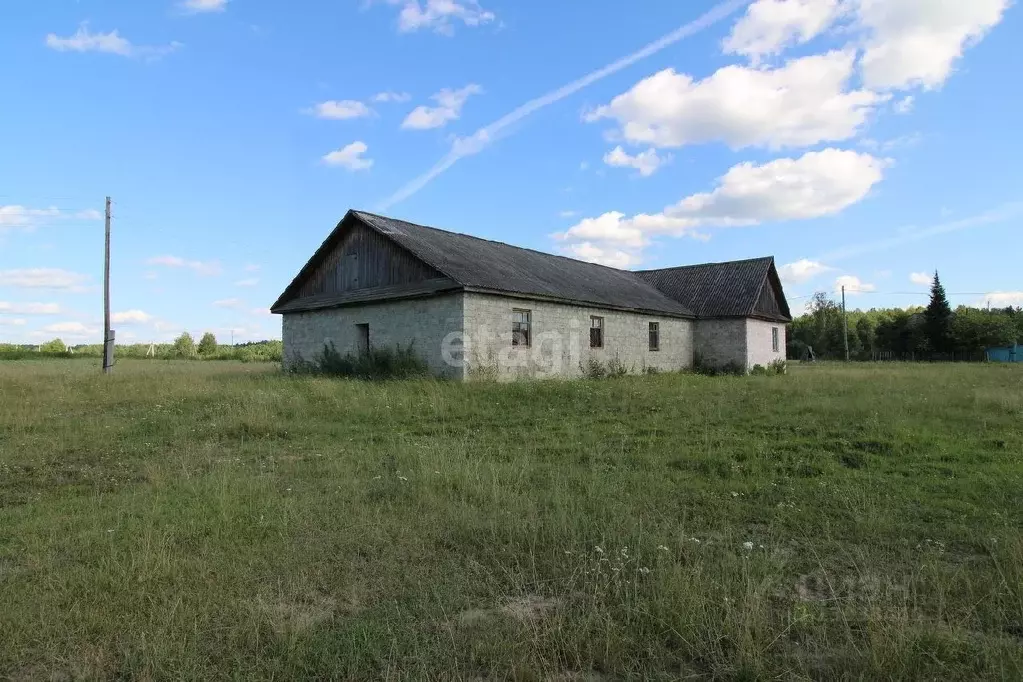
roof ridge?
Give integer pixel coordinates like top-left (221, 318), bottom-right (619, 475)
top-left (635, 255), bottom-right (774, 274)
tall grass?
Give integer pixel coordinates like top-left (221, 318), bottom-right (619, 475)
top-left (0, 360), bottom-right (1020, 679)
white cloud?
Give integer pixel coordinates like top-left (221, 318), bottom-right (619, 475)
top-left (383, 0), bottom-right (495, 35)
top-left (0, 205), bottom-right (102, 232)
top-left (894, 95), bottom-right (914, 114)
top-left (401, 85), bottom-right (482, 130)
top-left (180, 0), bottom-right (228, 14)
top-left (586, 51), bottom-right (884, 151)
top-left (724, 0), bottom-right (844, 60)
top-left (0, 302), bottom-right (62, 315)
top-left (234, 278), bottom-right (259, 287)
top-left (322, 141), bottom-right (373, 170)
top-left (310, 100), bottom-right (373, 120)
top-left (779, 259), bottom-right (834, 284)
top-left (979, 292), bottom-right (1023, 308)
top-left (562, 242), bottom-right (643, 269)
top-left (558, 210), bottom-right (579, 219)
top-left (111, 310), bottom-right (153, 324)
top-left (835, 274), bottom-right (875, 293)
top-left (667, 149), bottom-right (887, 225)
top-left (555, 212), bottom-right (650, 249)
top-left (147, 255), bottom-right (222, 276)
top-left (858, 0), bottom-right (1010, 91)
top-left (213, 298), bottom-right (245, 310)
top-left (244, 264), bottom-right (260, 272)
top-left (46, 24), bottom-right (181, 60)
top-left (910, 272), bottom-right (933, 286)
top-left (373, 91), bottom-right (412, 103)
top-left (0, 269), bottom-right (91, 290)
top-left (603, 146), bottom-right (669, 177)
top-left (42, 321), bottom-right (98, 336)
top-left (250, 307), bottom-right (273, 316)
top-left (556, 149), bottom-right (884, 265)
top-left (0, 318), bottom-right (26, 327)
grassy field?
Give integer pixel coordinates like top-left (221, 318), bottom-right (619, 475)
top-left (0, 360), bottom-right (1021, 680)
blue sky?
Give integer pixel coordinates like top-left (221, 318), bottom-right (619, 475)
top-left (1, 0), bottom-right (1020, 344)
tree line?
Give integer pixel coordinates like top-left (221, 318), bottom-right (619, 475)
top-left (788, 273), bottom-right (1022, 360)
top-left (0, 333), bottom-right (283, 363)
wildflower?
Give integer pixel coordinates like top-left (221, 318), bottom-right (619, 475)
top-left (742, 541), bottom-right (754, 551)
top-left (731, 492), bottom-right (739, 498)
top-left (638, 567), bottom-right (651, 575)
top-left (594, 546), bottom-right (604, 554)
top-left (398, 476), bottom-right (408, 482)
top-left (372, 475), bottom-right (382, 480)
top-left (657, 545), bottom-right (669, 552)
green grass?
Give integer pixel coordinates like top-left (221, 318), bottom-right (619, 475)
top-left (0, 360), bottom-right (1021, 680)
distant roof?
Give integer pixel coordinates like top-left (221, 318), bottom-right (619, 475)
top-left (636, 257), bottom-right (791, 321)
top-left (273, 210), bottom-right (790, 320)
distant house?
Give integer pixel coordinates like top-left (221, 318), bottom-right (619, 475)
top-left (271, 210), bottom-right (792, 379)
top-left (986, 344), bottom-right (1020, 362)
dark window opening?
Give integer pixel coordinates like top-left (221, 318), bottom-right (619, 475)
top-left (649, 322), bottom-right (660, 351)
top-left (356, 323), bottom-right (370, 355)
top-left (772, 327), bottom-right (780, 352)
top-left (512, 309), bottom-right (531, 347)
top-left (590, 316), bottom-right (604, 349)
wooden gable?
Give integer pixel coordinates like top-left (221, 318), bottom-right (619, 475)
top-left (751, 264), bottom-right (792, 321)
top-left (295, 220), bottom-right (444, 299)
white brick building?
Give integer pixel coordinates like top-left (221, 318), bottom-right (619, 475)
top-left (272, 211), bottom-right (791, 379)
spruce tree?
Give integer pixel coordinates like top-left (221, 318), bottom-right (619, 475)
top-left (924, 271), bottom-right (953, 354)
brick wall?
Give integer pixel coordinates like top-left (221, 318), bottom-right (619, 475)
top-left (463, 293), bottom-right (694, 380)
top-left (281, 293), bottom-right (465, 378)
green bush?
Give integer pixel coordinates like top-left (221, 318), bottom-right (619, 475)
top-left (307, 342), bottom-right (430, 380)
top-left (581, 357), bottom-right (607, 379)
top-left (197, 332), bottom-right (218, 357)
top-left (174, 333), bottom-right (196, 358)
top-left (39, 338), bottom-right (68, 355)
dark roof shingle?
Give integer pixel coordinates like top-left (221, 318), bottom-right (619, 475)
top-left (636, 257), bottom-right (786, 319)
top-left (351, 211), bottom-right (692, 317)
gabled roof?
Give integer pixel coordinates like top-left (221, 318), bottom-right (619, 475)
top-left (635, 257), bottom-right (791, 321)
top-left (272, 210), bottom-right (692, 317)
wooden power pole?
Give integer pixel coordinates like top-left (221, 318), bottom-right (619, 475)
top-left (103, 196), bottom-right (113, 374)
top-left (842, 285), bottom-right (850, 362)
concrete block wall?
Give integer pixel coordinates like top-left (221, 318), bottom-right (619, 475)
top-left (694, 319), bottom-right (747, 369)
top-left (746, 318), bottom-right (786, 368)
top-left (462, 293), bottom-right (694, 380)
top-left (281, 293), bottom-right (465, 378)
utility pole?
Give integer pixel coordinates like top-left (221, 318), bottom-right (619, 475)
top-left (103, 196), bottom-right (114, 374)
top-left (842, 285), bottom-right (850, 362)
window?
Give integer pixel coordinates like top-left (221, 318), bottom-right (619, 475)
top-left (649, 322), bottom-right (660, 351)
top-left (512, 309), bottom-right (531, 347)
top-left (772, 327), bottom-right (780, 352)
top-left (356, 323), bottom-right (370, 355)
top-left (590, 316), bottom-right (604, 349)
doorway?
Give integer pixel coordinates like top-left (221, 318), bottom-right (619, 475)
top-left (356, 323), bottom-right (370, 355)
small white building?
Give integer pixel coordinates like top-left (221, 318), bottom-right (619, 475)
top-left (271, 211), bottom-right (791, 379)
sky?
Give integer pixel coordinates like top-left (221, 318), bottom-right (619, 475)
top-left (1, 0), bottom-right (1021, 345)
